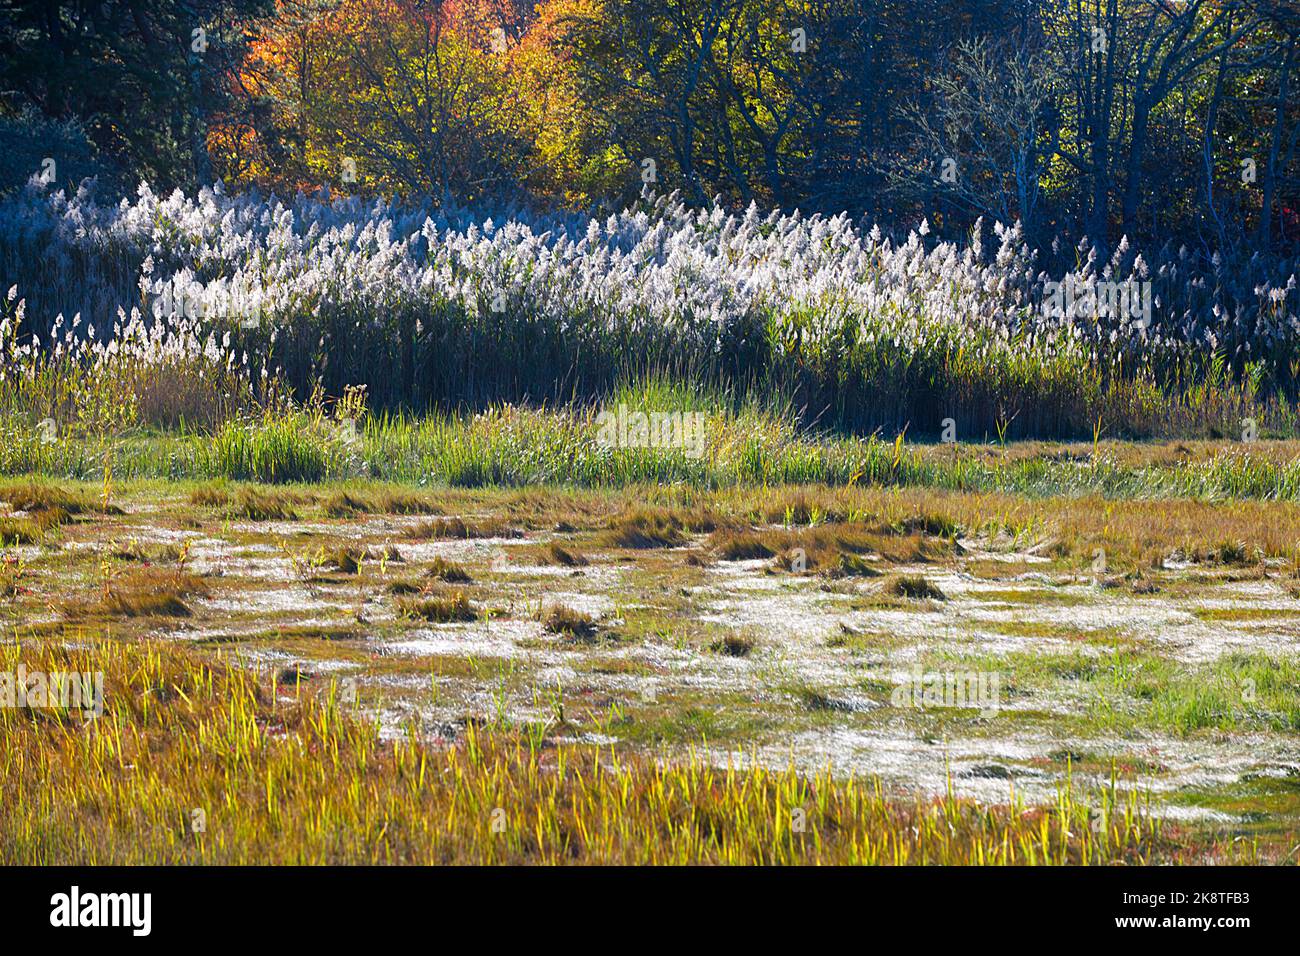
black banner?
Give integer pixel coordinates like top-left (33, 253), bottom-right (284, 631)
top-left (0, 865), bottom-right (1283, 942)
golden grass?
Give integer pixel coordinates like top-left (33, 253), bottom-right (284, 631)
top-left (25, 476), bottom-right (1300, 571)
top-left (189, 484), bottom-right (232, 508)
top-left (707, 524), bottom-right (947, 574)
top-left (0, 515), bottom-right (51, 545)
top-left (833, 553), bottom-right (883, 578)
top-left (191, 483), bottom-right (307, 522)
top-left (0, 634), bottom-right (1196, 865)
top-left (109, 541), bottom-right (184, 563)
top-left (712, 532), bottom-right (776, 560)
top-left (0, 481), bottom-right (103, 516)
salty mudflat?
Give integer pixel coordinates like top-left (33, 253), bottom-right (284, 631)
top-left (5, 477), bottom-right (1298, 862)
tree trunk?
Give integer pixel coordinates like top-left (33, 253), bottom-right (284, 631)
top-left (1259, 35), bottom-right (1296, 251)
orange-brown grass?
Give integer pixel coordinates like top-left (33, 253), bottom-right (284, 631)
top-left (910, 437), bottom-right (1300, 471)
top-left (189, 484), bottom-right (232, 508)
top-left (714, 484), bottom-right (1300, 570)
top-left (833, 553), bottom-right (882, 578)
top-left (603, 506), bottom-right (733, 549)
top-left (602, 509), bottom-right (690, 548)
top-left (883, 574), bottom-right (947, 601)
top-left (109, 541), bottom-right (183, 563)
top-left (424, 556), bottom-right (472, 583)
top-left (66, 568), bottom-right (210, 619)
top-left (189, 484), bottom-right (305, 522)
top-left (543, 604), bottom-right (598, 640)
top-left (323, 489), bottom-right (443, 517)
top-left (397, 590), bottom-right (478, 622)
top-left (708, 525), bottom-right (949, 573)
top-left (0, 485), bottom-right (87, 543)
top-left (404, 517), bottom-right (517, 540)
top-left (712, 532), bottom-right (776, 560)
top-left (0, 481), bottom-right (104, 517)
top-left (541, 542), bottom-right (588, 567)
top-left (225, 488), bottom-right (299, 521)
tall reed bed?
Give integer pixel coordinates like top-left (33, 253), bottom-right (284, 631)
top-left (2, 184), bottom-right (1297, 439)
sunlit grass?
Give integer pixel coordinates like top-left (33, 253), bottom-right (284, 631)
top-left (0, 633), bottom-right (1207, 865)
top-left (9, 397), bottom-right (1300, 506)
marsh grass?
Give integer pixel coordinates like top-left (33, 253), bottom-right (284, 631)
top-left (189, 484), bottom-right (232, 508)
top-left (221, 488), bottom-right (299, 522)
top-left (709, 523), bottom-right (944, 574)
top-left (397, 590), bottom-right (478, 623)
top-left (0, 515), bottom-right (53, 545)
top-left (603, 512), bottom-right (687, 549)
top-left (329, 548), bottom-right (365, 574)
top-left (834, 553), bottom-right (883, 578)
top-left (713, 532), bottom-right (776, 560)
top-left (14, 399), bottom-right (1300, 509)
top-left (405, 516), bottom-right (518, 540)
top-left (543, 605), bottom-right (599, 641)
top-left (884, 575), bottom-right (947, 601)
top-left (424, 556), bottom-right (472, 583)
top-left (0, 482), bottom-right (100, 516)
top-left (1213, 540), bottom-right (1255, 566)
top-left (603, 508), bottom-right (726, 548)
top-left (0, 633), bottom-right (1196, 864)
top-left (324, 489), bottom-right (442, 517)
top-left (0, 481), bottom-right (111, 546)
top-left (66, 568), bottom-right (210, 619)
top-left (0, 479), bottom-right (1295, 863)
top-left (711, 632), bottom-right (756, 657)
top-left (541, 543), bottom-right (588, 567)
top-left (109, 540), bottom-right (183, 564)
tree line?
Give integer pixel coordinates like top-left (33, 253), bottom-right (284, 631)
top-left (2, 0), bottom-right (1298, 255)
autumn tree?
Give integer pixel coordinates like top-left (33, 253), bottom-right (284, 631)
top-left (220, 0), bottom-right (588, 202)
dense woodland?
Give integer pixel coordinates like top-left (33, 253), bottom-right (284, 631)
top-left (2, 0), bottom-right (1298, 255)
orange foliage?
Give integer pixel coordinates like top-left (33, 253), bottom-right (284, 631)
top-left (213, 0), bottom-right (599, 202)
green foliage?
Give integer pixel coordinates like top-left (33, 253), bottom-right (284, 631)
top-left (201, 414), bottom-right (346, 483)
